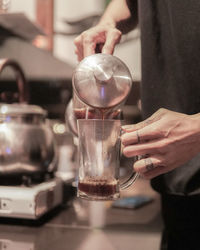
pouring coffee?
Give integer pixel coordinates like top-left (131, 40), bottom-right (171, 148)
top-left (66, 54), bottom-right (138, 200)
top-left (66, 53), bottom-right (133, 135)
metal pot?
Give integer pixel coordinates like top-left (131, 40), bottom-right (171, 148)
top-left (66, 54), bottom-right (132, 136)
top-left (72, 54), bottom-right (132, 109)
top-left (0, 58), bottom-right (57, 180)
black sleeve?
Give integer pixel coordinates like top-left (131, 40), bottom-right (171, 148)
top-left (116, 0), bottom-right (138, 33)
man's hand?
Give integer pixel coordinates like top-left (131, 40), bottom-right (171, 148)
top-left (74, 24), bottom-right (122, 61)
top-left (73, 0), bottom-right (136, 61)
top-left (121, 108), bottom-right (200, 179)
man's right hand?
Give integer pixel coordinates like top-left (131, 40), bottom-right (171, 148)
top-left (74, 24), bottom-right (122, 61)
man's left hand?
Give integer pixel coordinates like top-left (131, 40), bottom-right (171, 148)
top-left (121, 108), bottom-right (200, 179)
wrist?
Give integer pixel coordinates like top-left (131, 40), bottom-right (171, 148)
top-left (97, 17), bottom-right (116, 28)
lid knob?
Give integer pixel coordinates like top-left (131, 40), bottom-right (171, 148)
top-left (94, 63), bottom-right (113, 82)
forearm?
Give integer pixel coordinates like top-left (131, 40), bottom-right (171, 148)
top-left (98, 0), bottom-right (138, 34)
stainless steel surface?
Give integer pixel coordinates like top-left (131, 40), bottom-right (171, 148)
top-left (0, 178), bottom-right (63, 219)
top-left (73, 54), bottom-right (132, 109)
top-left (67, 54), bottom-right (132, 136)
top-left (0, 116), bottom-right (57, 175)
top-left (0, 103), bottom-right (46, 115)
top-left (0, 59), bottom-right (57, 176)
top-left (65, 99), bottom-right (78, 136)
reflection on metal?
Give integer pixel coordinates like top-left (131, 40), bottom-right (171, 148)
top-left (0, 239), bottom-right (34, 250)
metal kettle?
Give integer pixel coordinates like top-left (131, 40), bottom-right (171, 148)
top-left (66, 54), bottom-right (133, 136)
top-left (73, 53), bottom-right (133, 109)
top-left (0, 58), bottom-right (57, 180)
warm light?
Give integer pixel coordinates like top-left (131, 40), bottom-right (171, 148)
top-left (53, 123), bottom-right (66, 134)
top-left (1, 105), bottom-right (8, 114)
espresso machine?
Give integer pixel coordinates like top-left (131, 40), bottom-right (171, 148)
top-left (0, 59), bottom-right (63, 219)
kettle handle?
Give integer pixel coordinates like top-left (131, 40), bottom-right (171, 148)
top-left (0, 58), bottom-right (29, 103)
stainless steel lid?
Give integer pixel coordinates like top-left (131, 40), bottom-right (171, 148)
top-left (72, 54), bottom-right (133, 109)
top-left (0, 103), bottom-right (47, 116)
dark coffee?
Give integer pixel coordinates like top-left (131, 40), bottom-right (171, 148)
top-left (74, 108), bottom-right (122, 120)
top-left (78, 178), bottom-right (118, 197)
top-left (74, 108), bottom-right (97, 119)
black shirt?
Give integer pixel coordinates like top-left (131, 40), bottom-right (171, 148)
top-left (138, 0), bottom-right (200, 195)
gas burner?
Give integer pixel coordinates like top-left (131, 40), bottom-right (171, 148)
top-left (0, 177), bottom-right (63, 219)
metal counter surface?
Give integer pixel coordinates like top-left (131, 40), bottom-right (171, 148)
top-left (0, 178), bottom-right (162, 250)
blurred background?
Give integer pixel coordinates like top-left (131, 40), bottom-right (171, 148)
top-left (0, 2), bottom-right (162, 250)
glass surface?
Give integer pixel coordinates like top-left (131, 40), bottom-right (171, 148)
top-left (77, 119), bottom-right (138, 201)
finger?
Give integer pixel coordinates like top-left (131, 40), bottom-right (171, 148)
top-left (121, 130), bottom-right (140, 146)
top-left (102, 28), bottom-right (122, 54)
top-left (122, 118), bottom-right (156, 132)
top-left (122, 121), bottom-right (150, 132)
top-left (123, 138), bottom-right (167, 158)
top-left (133, 155), bottom-right (166, 174)
top-left (74, 35), bottom-right (84, 61)
top-left (75, 47), bottom-right (83, 62)
top-left (83, 39), bottom-right (96, 58)
top-left (141, 165), bottom-right (169, 179)
top-left (81, 31), bottom-right (101, 58)
top-left (122, 110), bottom-right (164, 132)
top-left (121, 122), bottom-right (161, 146)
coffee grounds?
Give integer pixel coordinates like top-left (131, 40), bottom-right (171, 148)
top-left (78, 177), bottom-right (118, 197)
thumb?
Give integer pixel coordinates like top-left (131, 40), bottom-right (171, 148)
top-left (122, 109), bottom-right (165, 132)
top-left (102, 29), bottom-right (122, 54)
top-left (122, 118), bottom-right (156, 132)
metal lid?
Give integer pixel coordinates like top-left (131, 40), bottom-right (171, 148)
top-left (72, 54), bottom-right (133, 109)
top-left (0, 103), bottom-right (47, 116)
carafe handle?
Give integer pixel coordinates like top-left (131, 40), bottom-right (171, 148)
top-left (119, 148), bottom-right (140, 190)
top-left (0, 58), bottom-right (29, 103)
top-left (120, 172), bottom-right (139, 190)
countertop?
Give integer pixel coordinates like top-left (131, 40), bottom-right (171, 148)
top-left (0, 177), bottom-right (163, 250)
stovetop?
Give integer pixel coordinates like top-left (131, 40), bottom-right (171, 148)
top-left (0, 177), bottom-right (63, 219)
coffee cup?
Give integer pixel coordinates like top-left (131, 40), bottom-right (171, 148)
top-left (77, 119), bottom-right (138, 201)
